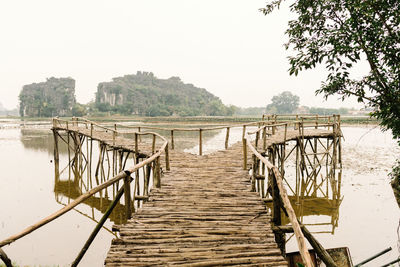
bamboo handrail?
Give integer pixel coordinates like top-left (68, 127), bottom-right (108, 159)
top-left (245, 135), bottom-right (314, 267)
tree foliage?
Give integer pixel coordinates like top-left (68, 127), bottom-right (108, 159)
top-left (95, 71), bottom-right (234, 117)
top-left (19, 77), bottom-right (76, 117)
top-left (261, 0), bottom-right (400, 140)
top-left (266, 91), bottom-right (300, 114)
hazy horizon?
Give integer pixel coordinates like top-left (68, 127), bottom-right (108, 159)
top-left (0, 0), bottom-right (366, 110)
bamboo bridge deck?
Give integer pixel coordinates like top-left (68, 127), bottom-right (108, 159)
top-left (105, 144), bottom-right (288, 266)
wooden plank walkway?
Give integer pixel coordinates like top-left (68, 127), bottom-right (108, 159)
top-left (105, 143), bottom-right (288, 266)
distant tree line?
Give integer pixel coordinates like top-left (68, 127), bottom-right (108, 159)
top-left (94, 72), bottom-right (234, 117)
top-left (17, 73), bottom-right (236, 118)
top-left (265, 91), bottom-right (359, 115)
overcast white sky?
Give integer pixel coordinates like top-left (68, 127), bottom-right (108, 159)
top-left (0, 0), bottom-right (365, 110)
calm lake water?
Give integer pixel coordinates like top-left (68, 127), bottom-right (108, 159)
top-left (0, 119), bottom-right (399, 266)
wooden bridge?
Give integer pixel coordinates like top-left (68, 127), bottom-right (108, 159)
top-left (0, 115), bottom-right (343, 267)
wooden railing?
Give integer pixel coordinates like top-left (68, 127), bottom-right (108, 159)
top-left (117, 120), bottom-right (268, 155)
top-left (0, 117), bottom-right (170, 266)
top-left (245, 115), bottom-right (340, 267)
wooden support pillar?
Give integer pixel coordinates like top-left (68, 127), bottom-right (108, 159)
top-left (262, 127), bottom-right (267, 150)
top-left (124, 175), bottom-right (132, 219)
top-left (251, 155), bottom-right (257, 192)
top-left (152, 134), bottom-right (156, 154)
top-left (199, 129), bottom-right (203, 156)
top-left (255, 131), bottom-right (260, 149)
top-left (170, 130), bottom-right (174, 150)
top-left (243, 138), bottom-right (248, 170)
top-left (225, 127), bottom-right (230, 150)
top-left (0, 248), bottom-right (12, 267)
top-left (144, 163), bottom-right (151, 196)
top-left (52, 129), bottom-right (60, 181)
top-left (165, 143), bottom-right (170, 171)
top-left (271, 171), bottom-right (285, 255)
top-left (154, 157), bottom-right (161, 188)
top-left (134, 133), bottom-right (138, 154)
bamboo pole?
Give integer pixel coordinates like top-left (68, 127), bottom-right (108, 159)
top-left (246, 138), bottom-right (314, 267)
top-left (165, 143), bottom-right (170, 171)
top-left (71, 184), bottom-right (126, 267)
top-left (152, 134), bottom-right (156, 154)
top-left (225, 127), bottom-right (230, 149)
top-left (53, 130), bottom-right (60, 181)
top-left (135, 133), bottom-right (138, 154)
top-left (199, 129), bottom-right (203, 156)
top-left (170, 130), bottom-right (174, 150)
top-left (154, 157), bottom-right (161, 188)
top-left (243, 139), bottom-right (247, 170)
top-left (0, 248), bottom-right (11, 267)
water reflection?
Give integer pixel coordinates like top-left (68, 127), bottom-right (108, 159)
top-left (50, 125), bottom-right (222, 230)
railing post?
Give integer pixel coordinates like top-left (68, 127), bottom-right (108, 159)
top-left (90, 123), bottom-right (93, 137)
top-left (165, 143), bottom-right (170, 171)
top-left (71, 183), bottom-right (127, 267)
top-left (170, 130), bottom-right (174, 150)
top-left (316, 114), bottom-right (319, 129)
top-left (199, 128), bottom-right (203, 156)
top-left (154, 157), bottom-right (161, 188)
top-left (295, 115), bottom-right (299, 129)
top-left (152, 134), bottom-right (156, 154)
top-left (262, 126), bottom-right (267, 150)
top-left (255, 131), bottom-right (260, 149)
top-left (251, 155), bottom-right (257, 192)
top-left (113, 124), bottom-right (116, 145)
top-left (271, 169), bottom-right (285, 254)
top-left (135, 133), bottom-right (138, 153)
top-left (124, 175), bottom-right (132, 219)
top-left (225, 127), bottom-right (230, 150)
top-left (243, 138), bottom-right (248, 170)
top-left (0, 248), bottom-right (12, 267)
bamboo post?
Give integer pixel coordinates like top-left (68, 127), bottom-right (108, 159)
top-left (271, 170), bottom-right (285, 254)
top-left (165, 143), bottom-right (170, 171)
top-left (284, 124), bottom-right (287, 142)
top-left (316, 114), bottom-right (319, 129)
top-left (301, 225), bottom-right (336, 267)
top-left (53, 130), bottom-right (60, 181)
top-left (243, 138), bottom-right (248, 170)
top-left (90, 123), bottom-right (93, 137)
top-left (113, 124), bottom-right (116, 146)
top-left (154, 157), bottom-right (161, 188)
top-left (262, 126), bottom-right (267, 150)
top-left (242, 125), bottom-right (246, 140)
top-left (225, 127), bottom-right (230, 149)
top-left (135, 133), bottom-right (138, 154)
top-left (138, 127), bottom-right (141, 142)
top-left (199, 129), bottom-right (203, 156)
top-left (0, 248), bottom-right (12, 267)
top-left (144, 164), bottom-right (151, 195)
top-left (71, 185), bottom-right (126, 267)
top-left (255, 131), bottom-right (260, 149)
top-left (170, 130), bottom-right (174, 150)
top-left (251, 155), bottom-right (257, 192)
top-left (124, 175), bottom-right (132, 219)
top-left (152, 134), bottom-right (156, 154)
top-left (295, 115), bottom-right (299, 129)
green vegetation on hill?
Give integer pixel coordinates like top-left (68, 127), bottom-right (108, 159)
top-left (94, 71), bottom-right (234, 117)
top-left (19, 77), bottom-right (76, 117)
